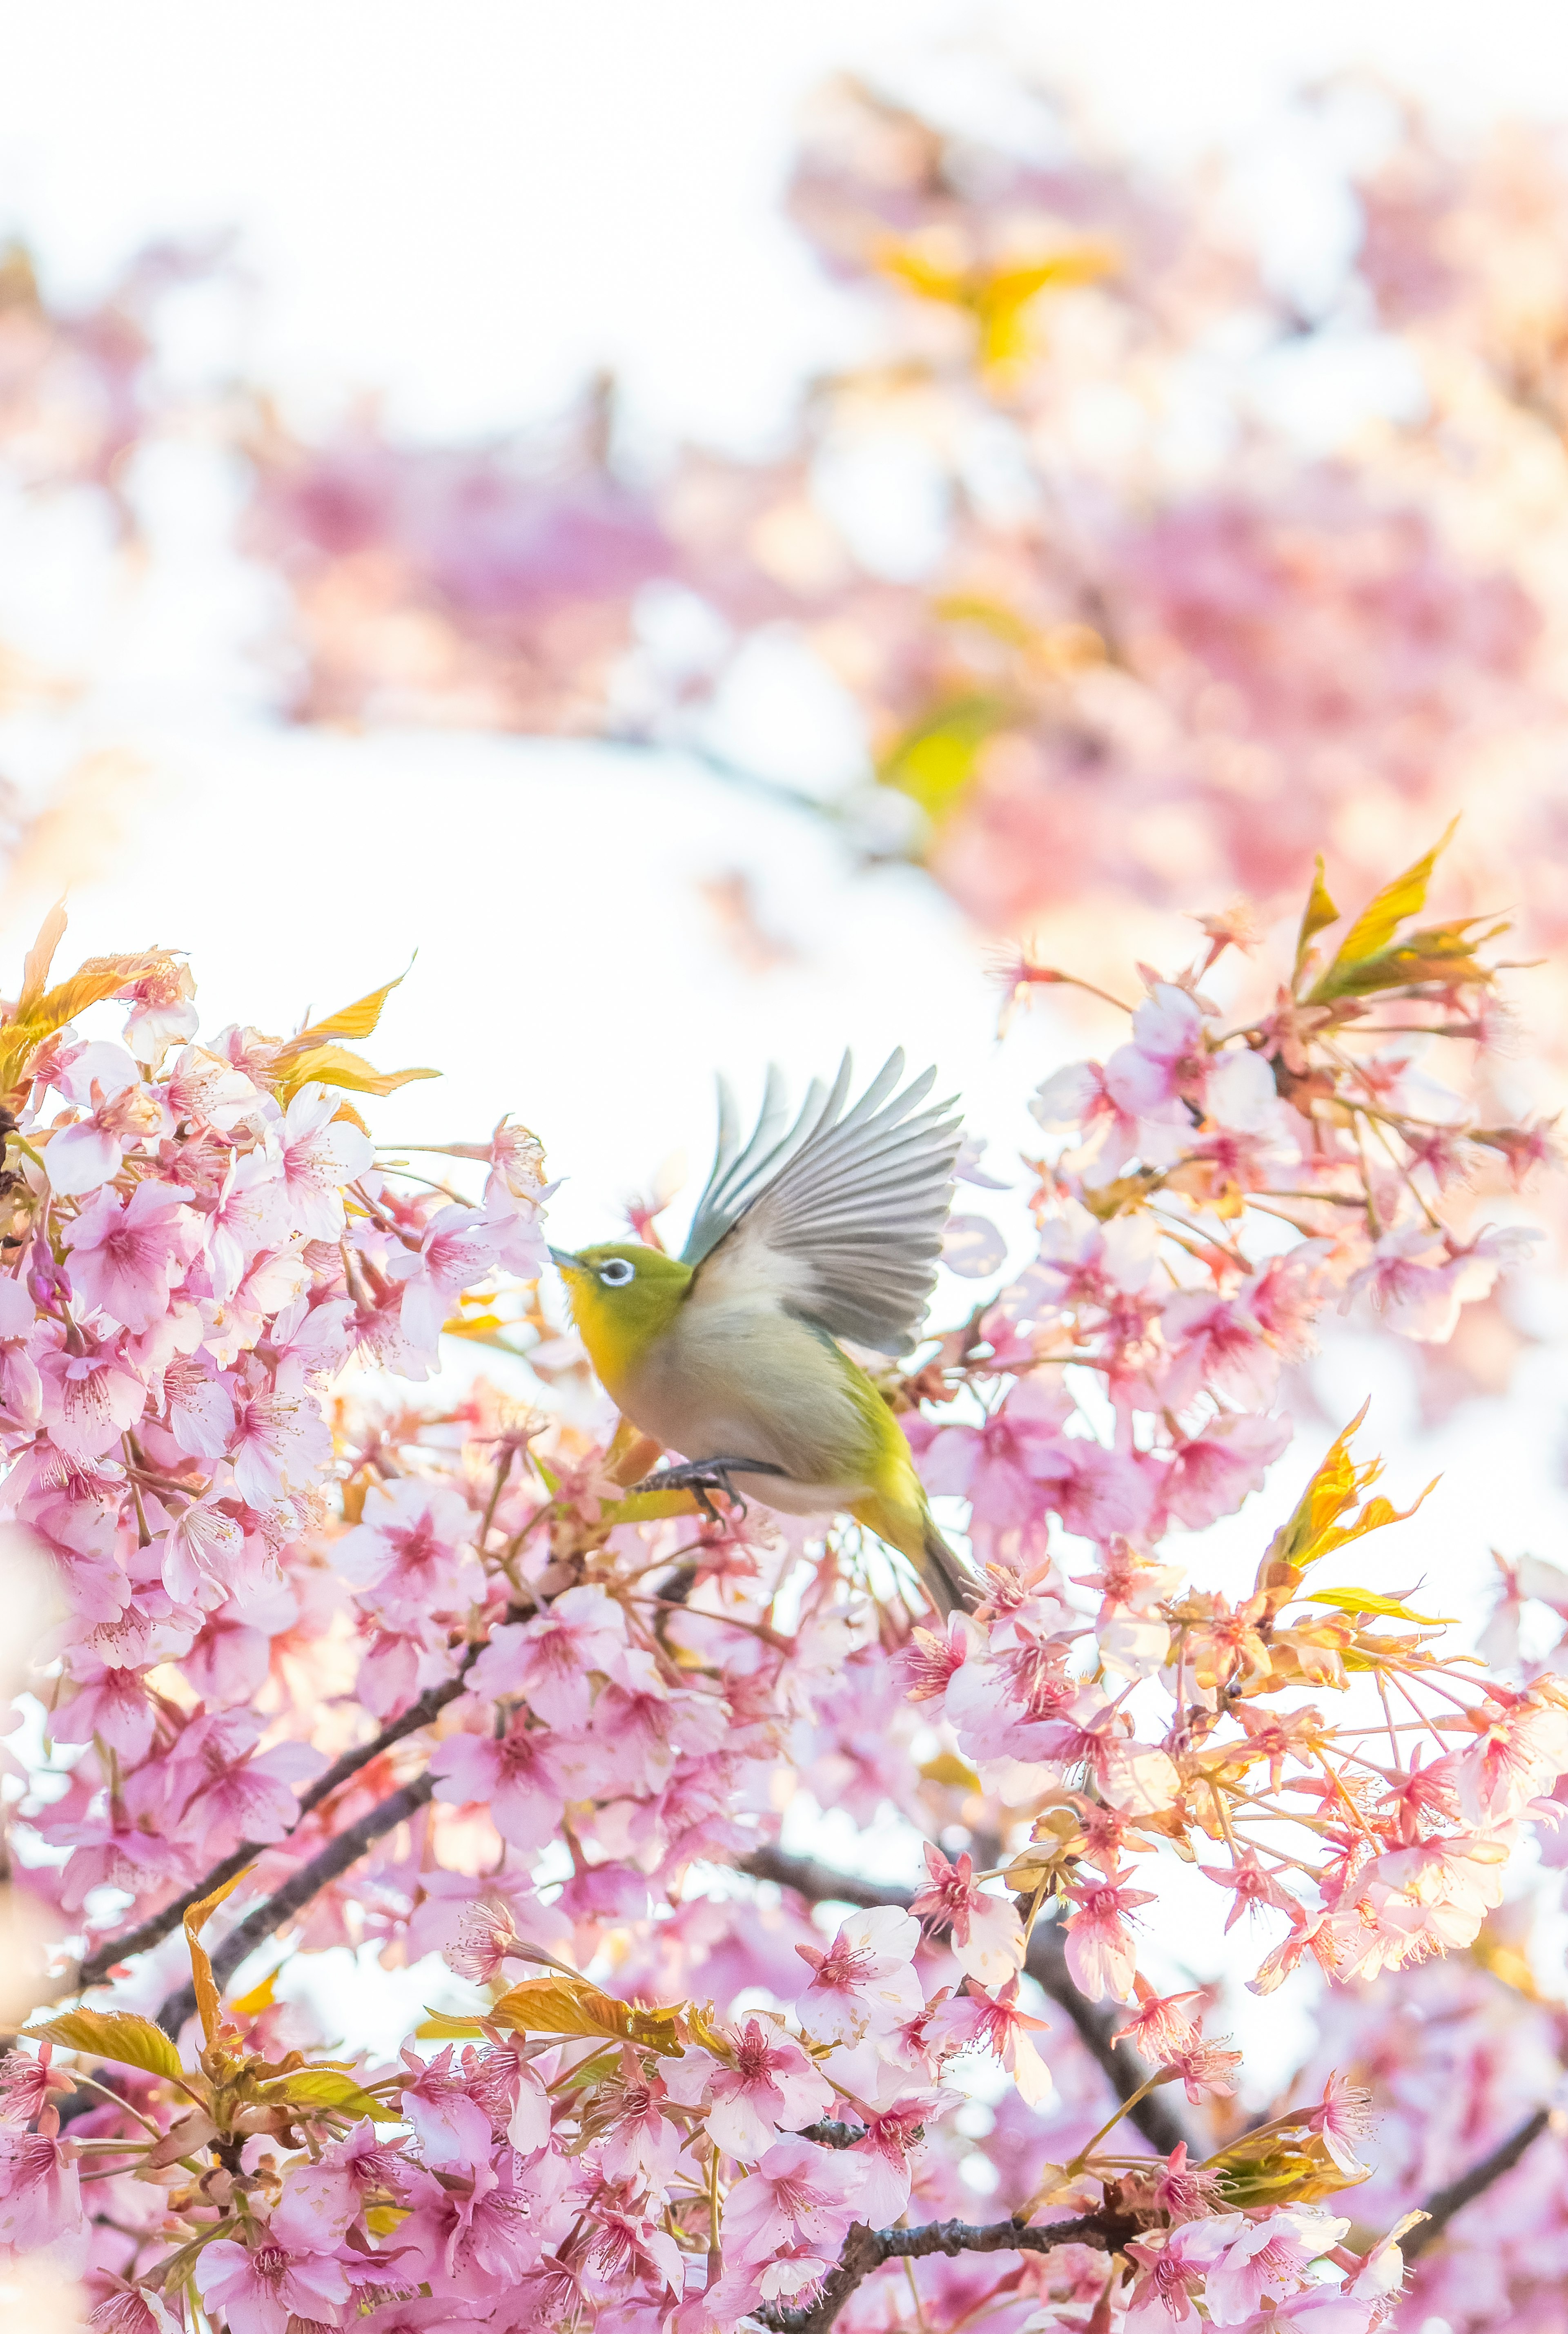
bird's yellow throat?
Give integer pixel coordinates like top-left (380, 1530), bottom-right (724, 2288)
top-left (555, 1242), bottom-right (693, 1402)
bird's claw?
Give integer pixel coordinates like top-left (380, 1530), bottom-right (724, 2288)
top-left (627, 1454), bottom-right (788, 1524)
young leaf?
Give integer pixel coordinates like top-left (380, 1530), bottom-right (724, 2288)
top-left (1327, 820), bottom-right (1457, 970)
top-left (229, 1967), bottom-right (281, 2019)
top-left (490, 1974), bottom-right (684, 2052)
top-left (272, 1043), bottom-right (439, 1105)
top-left (1307, 1586), bottom-right (1455, 1627)
top-left (272, 965), bottom-right (414, 1056)
top-left (23, 2007), bottom-right (185, 2082)
top-left (876, 693), bottom-right (1013, 824)
top-left (17, 899), bottom-right (69, 1018)
top-left (184, 1864), bottom-right (253, 2045)
top-left (1292, 855), bottom-right (1340, 983)
top-left (1304, 821), bottom-right (1490, 1003)
top-left (262, 2066), bottom-right (401, 2121)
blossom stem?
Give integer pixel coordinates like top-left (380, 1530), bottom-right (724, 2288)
top-left (1402, 2106), bottom-right (1555, 2260)
top-left (74, 1603), bottom-right (531, 1993)
top-left (153, 1772), bottom-right (439, 2034)
top-left (741, 1844), bottom-right (1196, 2158)
top-left (750, 2207), bottom-right (1143, 2334)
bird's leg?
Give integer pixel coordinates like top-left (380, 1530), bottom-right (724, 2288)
top-left (627, 1454), bottom-right (789, 1523)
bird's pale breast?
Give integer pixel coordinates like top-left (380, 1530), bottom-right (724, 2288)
top-left (617, 1298), bottom-right (882, 1513)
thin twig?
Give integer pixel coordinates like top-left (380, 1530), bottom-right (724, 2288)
top-left (740, 1844), bottom-right (1195, 2159)
top-left (76, 1618), bottom-right (519, 1992)
top-left (154, 1774), bottom-right (437, 2038)
top-left (1402, 2107), bottom-right (1554, 2262)
top-left (751, 2209), bottom-right (1139, 2334)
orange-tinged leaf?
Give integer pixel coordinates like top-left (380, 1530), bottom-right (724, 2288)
top-left (274, 967), bottom-right (413, 1057)
top-left (416, 2012), bottom-right (488, 2040)
top-left (229, 1968), bottom-right (280, 2018)
top-left (490, 1974), bottom-right (685, 2051)
top-left (184, 1864), bottom-right (253, 2045)
top-left (18, 899), bottom-right (68, 1017)
top-left (273, 1043), bottom-right (439, 1104)
top-left (23, 2007), bottom-right (185, 2082)
top-left (0, 946), bottom-right (175, 1098)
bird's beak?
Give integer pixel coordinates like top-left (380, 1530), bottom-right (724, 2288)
top-left (548, 1246), bottom-right (583, 1274)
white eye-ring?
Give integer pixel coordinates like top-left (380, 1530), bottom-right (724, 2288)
top-left (598, 1257), bottom-right (636, 1287)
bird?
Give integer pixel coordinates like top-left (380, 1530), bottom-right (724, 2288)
top-left (548, 1050), bottom-right (975, 1616)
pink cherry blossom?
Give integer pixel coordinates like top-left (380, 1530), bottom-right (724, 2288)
top-left (194, 2234), bottom-right (351, 2334)
top-left (429, 1718), bottom-right (566, 1850)
top-left (721, 2134), bottom-right (866, 2265)
top-left (910, 1844), bottom-right (1025, 1989)
top-left (665, 2016), bottom-right (832, 2158)
top-left (1062, 1863), bottom-right (1156, 2000)
top-left (278, 1083), bottom-right (374, 1238)
top-left (794, 1905), bottom-right (924, 2043)
top-left (1203, 2207), bottom-right (1350, 2325)
top-left (0, 2127), bottom-right (86, 2270)
top-left (64, 1179), bottom-right (199, 1333)
top-left (470, 1583), bottom-right (628, 1726)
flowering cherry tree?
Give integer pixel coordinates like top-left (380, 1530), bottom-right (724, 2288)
top-left (0, 833), bottom-right (1561, 2334)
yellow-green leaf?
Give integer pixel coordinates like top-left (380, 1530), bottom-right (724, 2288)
top-left (283, 967), bottom-right (412, 1050)
top-left (1292, 856), bottom-right (1339, 983)
top-left (1255, 1413), bottom-right (1437, 1609)
top-left (262, 2066), bottom-right (401, 2121)
top-left (599, 1487), bottom-right (704, 1527)
top-left (17, 899), bottom-right (68, 1018)
top-left (1329, 821), bottom-right (1457, 970)
top-left (229, 1968), bottom-right (281, 2019)
top-left (416, 2012), bottom-right (488, 2040)
top-left (273, 1043), bottom-right (440, 1104)
top-left (877, 694), bottom-right (1011, 825)
top-left (0, 946), bottom-right (176, 1098)
top-left (1302, 822), bottom-right (1499, 1003)
top-left (1309, 915), bottom-right (1507, 1004)
top-left (1308, 1587), bottom-right (1455, 1627)
top-left (490, 1974), bottom-right (684, 2052)
top-left (23, 2008), bottom-right (185, 2082)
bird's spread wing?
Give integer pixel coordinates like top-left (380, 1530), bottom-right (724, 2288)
top-left (681, 1051), bottom-right (962, 1355)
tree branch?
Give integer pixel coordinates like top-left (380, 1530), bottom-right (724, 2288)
top-left (1403, 2106), bottom-right (1555, 2262)
top-left (78, 1624), bottom-right (512, 1992)
top-left (154, 1773), bottom-right (437, 2037)
top-left (751, 2209), bottom-right (1138, 2334)
top-left (741, 1844), bottom-right (1196, 2159)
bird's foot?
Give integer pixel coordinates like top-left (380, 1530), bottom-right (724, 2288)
top-left (627, 1454), bottom-right (788, 1523)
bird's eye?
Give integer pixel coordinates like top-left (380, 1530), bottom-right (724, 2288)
top-left (597, 1257), bottom-right (635, 1287)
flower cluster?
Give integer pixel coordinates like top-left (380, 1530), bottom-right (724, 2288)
top-left (0, 845), bottom-right (1558, 2333)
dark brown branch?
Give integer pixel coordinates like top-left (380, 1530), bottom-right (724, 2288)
top-left (78, 1626), bottom-right (510, 1991)
top-left (154, 1774), bottom-right (437, 2037)
top-left (1403, 2106), bottom-right (1554, 2262)
top-left (741, 1844), bottom-right (1196, 2159)
top-left (751, 2209), bottom-right (1138, 2334)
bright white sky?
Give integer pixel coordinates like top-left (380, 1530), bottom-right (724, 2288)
top-left (4, 0), bottom-right (1568, 2079)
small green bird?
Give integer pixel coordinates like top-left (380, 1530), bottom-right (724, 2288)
top-left (549, 1052), bottom-right (973, 1616)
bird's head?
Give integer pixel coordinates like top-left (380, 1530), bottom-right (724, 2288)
top-left (549, 1242), bottom-right (693, 1388)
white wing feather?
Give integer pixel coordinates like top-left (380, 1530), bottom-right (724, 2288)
top-left (681, 1051), bottom-right (962, 1355)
